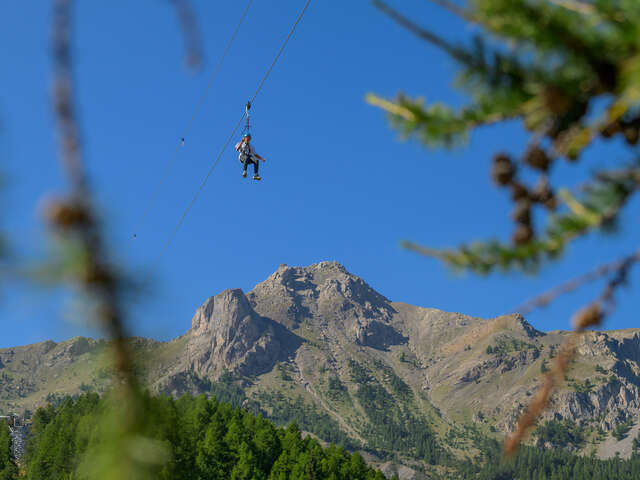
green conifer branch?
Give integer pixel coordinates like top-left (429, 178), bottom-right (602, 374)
top-left (403, 168), bottom-right (639, 274)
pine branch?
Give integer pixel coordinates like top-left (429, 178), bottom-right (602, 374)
top-left (48, 1), bottom-right (159, 477)
top-left (548, 0), bottom-right (594, 15)
top-left (366, 93), bottom-right (510, 147)
top-left (425, 0), bottom-right (476, 22)
top-left (514, 251), bottom-right (640, 315)
top-left (373, 1), bottom-right (540, 94)
top-left (403, 168), bottom-right (640, 274)
top-left (372, 0), bottom-right (475, 64)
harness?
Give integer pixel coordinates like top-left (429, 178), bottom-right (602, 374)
top-left (239, 100), bottom-right (254, 162)
top-left (240, 141), bottom-right (253, 161)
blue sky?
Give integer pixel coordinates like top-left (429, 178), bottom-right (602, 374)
top-left (1, 0), bottom-right (638, 348)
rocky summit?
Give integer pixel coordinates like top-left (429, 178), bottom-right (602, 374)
top-left (2, 261), bottom-right (640, 468)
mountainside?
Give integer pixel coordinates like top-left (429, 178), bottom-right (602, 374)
top-left (2, 261), bottom-right (640, 472)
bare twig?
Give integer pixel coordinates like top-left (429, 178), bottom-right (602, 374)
top-left (504, 333), bottom-right (578, 456)
top-left (52, 0), bottom-right (88, 197)
top-left (50, 0), bottom-right (139, 420)
top-left (514, 250), bottom-right (640, 315)
top-left (600, 252), bottom-right (639, 315)
top-left (505, 248), bottom-right (640, 456)
top-left (372, 0), bottom-right (474, 65)
top-left (48, 1), bottom-right (213, 475)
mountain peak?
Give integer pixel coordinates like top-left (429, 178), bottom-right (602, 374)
top-left (247, 262), bottom-right (392, 330)
top-left (268, 261), bottom-right (349, 285)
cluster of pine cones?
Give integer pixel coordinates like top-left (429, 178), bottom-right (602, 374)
top-left (491, 147), bottom-right (556, 246)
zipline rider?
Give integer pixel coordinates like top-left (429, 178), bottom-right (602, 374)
top-left (235, 133), bottom-right (266, 181)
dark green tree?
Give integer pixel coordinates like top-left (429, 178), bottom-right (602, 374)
top-left (24, 393), bottom-right (389, 480)
top-left (0, 421), bottom-right (18, 480)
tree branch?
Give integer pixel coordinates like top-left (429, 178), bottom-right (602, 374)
top-left (514, 250), bottom-right (640, 315)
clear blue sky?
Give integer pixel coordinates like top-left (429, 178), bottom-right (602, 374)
top-left (1, 0), bottom-right (638, 348)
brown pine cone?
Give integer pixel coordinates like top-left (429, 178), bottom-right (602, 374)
top-left (43, 198), bottom-right (91, 227)
top-left (511, 200), bottom-right (531, 224)
top-left (572, 303), bottom-right (603, 330)
top-left (510, 182), bottom-right (529, 202)
top-left (524, 146), bottom-right (552, 171)
top-left (531, 177), bottom-right (556, 211)
top-left (492, 153), bottom-right (516, 186)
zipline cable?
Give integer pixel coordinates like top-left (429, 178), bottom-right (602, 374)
top-left (146, 0), bottom-right (312, 276)
top-left (131, 0), bottom-right (254, 241)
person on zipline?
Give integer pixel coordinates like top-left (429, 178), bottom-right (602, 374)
top-left (235, 133), bottom-right (266, 180)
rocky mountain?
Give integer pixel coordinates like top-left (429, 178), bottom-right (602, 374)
top-left (2, 261), bottom-right (640, 472)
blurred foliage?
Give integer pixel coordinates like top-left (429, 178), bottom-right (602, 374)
top-left (36, 1), bottom-right (205, 478)
top-left (370, 0), bottom-right (640, 273)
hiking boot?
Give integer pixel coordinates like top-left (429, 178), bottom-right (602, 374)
top-left (242, 170), bottom-right (247, 178)
top-left (253, 174), bottom-right (261, 181)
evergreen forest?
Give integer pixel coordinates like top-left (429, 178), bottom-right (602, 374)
top-left (2, 392), bottom-right (640, 479)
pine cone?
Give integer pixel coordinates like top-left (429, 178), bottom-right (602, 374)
top-left (510, 182), bottom-right (529, 202)
top-left (492, 153), bottom-right (516, 186)
top-left (511, 201), bottom-right (531, 224)
top-left (573, 303), bottom-right (603, 330)
top-left (43, 198), bottom-right (91, 228)
top-left (524, 146), bottom-right (551, 172)
top-left (512, 224), bottom-right (534, 246)
top-left (532, 177), bottom-right (556, 211)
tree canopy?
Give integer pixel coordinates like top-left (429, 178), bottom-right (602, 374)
top-left (22, 392), bottom-right (387, 480)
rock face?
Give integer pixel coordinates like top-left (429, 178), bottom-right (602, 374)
top-left (2, 261), bottom-right (640, 464)
top-left (540, 332), bottom-right (640, 431)
top-left (185, 288), bottom-right (297, 379)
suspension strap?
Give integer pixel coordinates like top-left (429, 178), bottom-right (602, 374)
top-left (245, 101), bottom-right (251, 135)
